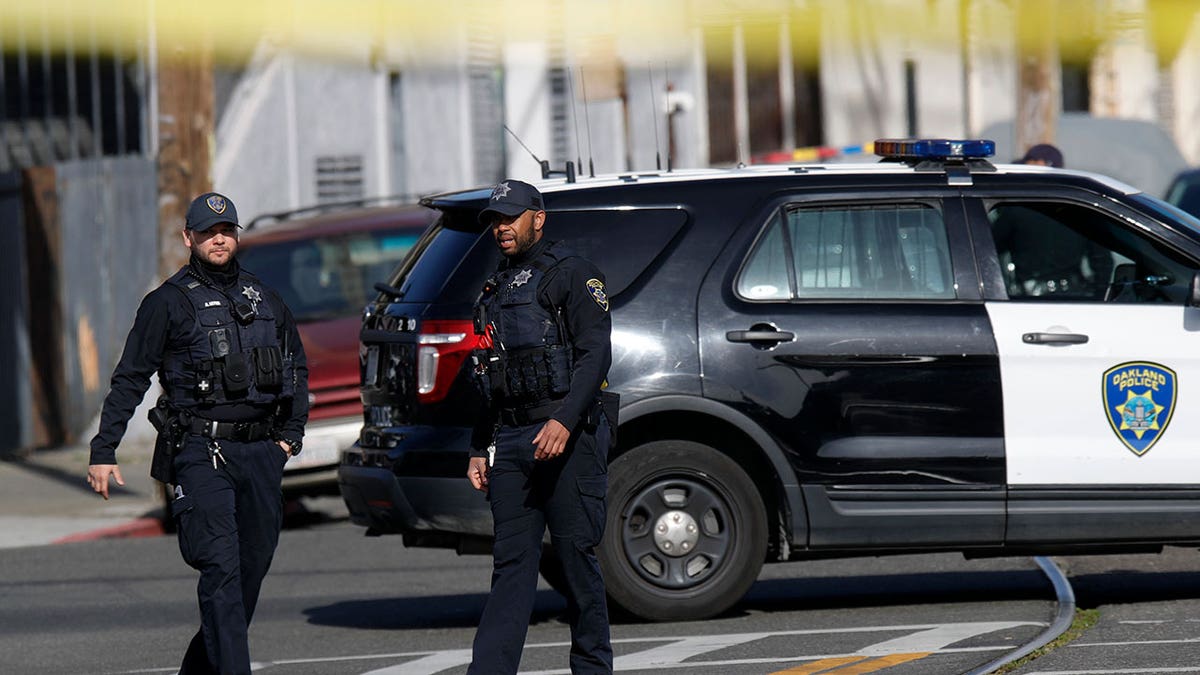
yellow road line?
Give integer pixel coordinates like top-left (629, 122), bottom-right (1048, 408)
top-left (772, 652), bottom-right (934, 675)
top-left (771, 656), bottom-right (868, 674)
top-left (822, 652), bottom-right (933, 673)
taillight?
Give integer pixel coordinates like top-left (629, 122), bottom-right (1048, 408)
top-left (416, 319), bottom-right (477, 404)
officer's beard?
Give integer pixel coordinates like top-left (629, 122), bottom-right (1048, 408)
top-left (504, 231), bottom-right (543, 262)
top-left (190, 253), bottom-right (240, 288)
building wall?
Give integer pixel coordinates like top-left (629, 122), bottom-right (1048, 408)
top-left (214, 45), bottom-right (394, 222)
top-left (1170, 14), bottom-right (1200, 166)
top-left (211, 0), bottom-right (1200, 219)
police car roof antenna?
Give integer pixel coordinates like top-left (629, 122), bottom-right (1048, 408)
top-left (579, 66), bottom-right (596, 177)
top-left (648, 63), bottom-right (662, 171)
top-left (567, 65), bottom-right (585, 177)
top-left (503, 124), bottom-right (576, 183)
top-left (664, 62), bottom-right (673, 173)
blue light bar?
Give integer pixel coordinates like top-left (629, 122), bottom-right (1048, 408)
top-left (874, 139), bottom-right (996, 160)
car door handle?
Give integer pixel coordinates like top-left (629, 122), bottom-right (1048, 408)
top-left (726, 329), bottom-right (796, 344)
top-left (1022, 332), bottom-right (1089, 345)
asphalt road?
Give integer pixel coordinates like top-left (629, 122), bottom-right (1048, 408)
top-left (4, 499), bottom-right (1200, 675)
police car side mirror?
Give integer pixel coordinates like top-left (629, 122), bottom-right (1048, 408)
top-left (1189, 271), bottom-right (1200, 308)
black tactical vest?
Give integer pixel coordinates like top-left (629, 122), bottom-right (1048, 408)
top-left (160, 266), bottom-right (294, 409)
top-left (475, 242), bottom-right (574, 405)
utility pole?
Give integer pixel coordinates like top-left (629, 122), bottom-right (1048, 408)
top-left (156, 40), bottom-right (214, 279)
top-left (1015, 0), bottom-right (1060, 156)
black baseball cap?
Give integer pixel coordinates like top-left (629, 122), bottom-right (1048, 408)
top-left (478, 180), bottom-right (544, 224)
top-left (186, 192), bottom-right (240, 232)
top-left (1019, 143), bottom-right (1064, 168)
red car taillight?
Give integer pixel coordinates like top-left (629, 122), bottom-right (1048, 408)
top-left (416, 320), bottom-right (478, 404)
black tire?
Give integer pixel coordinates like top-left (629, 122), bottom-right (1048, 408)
top-left (599, 440), bottom-right (767, 621)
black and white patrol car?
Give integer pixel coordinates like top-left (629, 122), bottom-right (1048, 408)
top-left (339, 139), bottom-right (1200, 621)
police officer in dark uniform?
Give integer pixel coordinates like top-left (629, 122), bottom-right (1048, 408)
top-left (466, 179), bottom-right (615, 674)
top-left (86, 192), bottom-right (308, 675)
top-left (993, 144), bottom-right (1113, 298)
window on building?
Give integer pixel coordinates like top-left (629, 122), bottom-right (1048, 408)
top-left (315, 154), bottom-right (364, 203)
top-left (1061, 62), bottom-right (1090, 113)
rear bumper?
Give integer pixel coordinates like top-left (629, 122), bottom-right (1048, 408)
top-left (337, 425), bottom-right (492, 543)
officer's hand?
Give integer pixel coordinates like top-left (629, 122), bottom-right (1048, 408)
top-left (276, 440), bottom-right (293, 457)
top-left (533, 419), bottom-right (570, 461)
top-left (467, 456), bottom-right (489, 492)
top-left (86, 464), bottom-right (125, 501)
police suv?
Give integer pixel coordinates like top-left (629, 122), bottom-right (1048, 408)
top-left (339, 140), bottom-right (1200, 621)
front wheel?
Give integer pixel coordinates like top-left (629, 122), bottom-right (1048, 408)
top-left (599, 440), bottom-right (767, 621)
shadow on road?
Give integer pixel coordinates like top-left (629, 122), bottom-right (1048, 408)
top-left (303, 589), bottom-right (566, 630)
top-left (1071, 569), bottom-right (1200, 608)
top-left (301, 554), bottom-right (1200, 631)
top-left (303, 569), bottom-right (1051, 631)
top-left (737, 569), bottom-right (1051, 615)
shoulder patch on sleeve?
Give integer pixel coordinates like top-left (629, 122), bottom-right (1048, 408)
top-left (586, 278), bottom-right (609, 311)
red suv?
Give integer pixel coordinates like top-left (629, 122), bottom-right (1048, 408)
top-left (238, 203), bottom-right (435, 495)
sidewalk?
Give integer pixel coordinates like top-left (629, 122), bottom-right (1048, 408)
top-left (0, 440), bottom-right (166, 549)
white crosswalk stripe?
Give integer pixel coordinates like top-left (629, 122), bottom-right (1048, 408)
top-left (344, 621), bottom-right (1042, 674)
top-left (359, 648), bottom-right (473, 675)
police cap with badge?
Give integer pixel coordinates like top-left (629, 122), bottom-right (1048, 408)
top-left (478, 180), bottom-right (544, 224)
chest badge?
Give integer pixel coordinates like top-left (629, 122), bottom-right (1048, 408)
top-left (511, 269), bottom-right (533, 288)
top-left (1103, 361), bottom-right (1177, 456)
top-left (241, 284), bottom-right (262, 311)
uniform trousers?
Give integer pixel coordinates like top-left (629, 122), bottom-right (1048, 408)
top-left (170, 434), bottom-right (288, 675)
top-left (469, 416), bottom-right (613, 675)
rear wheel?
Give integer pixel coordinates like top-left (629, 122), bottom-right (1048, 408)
top-left (599, 440), bottom-right (767, 621)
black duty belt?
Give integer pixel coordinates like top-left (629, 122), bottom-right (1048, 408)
top-left (499, 401), bottom-right (558, 427)
top-left (186, 417), bottom-right (273, 442)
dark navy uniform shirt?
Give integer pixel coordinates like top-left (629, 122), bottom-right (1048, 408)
top-left (470, 238), bottom-right (613, 456)
top-left (89, 257), bottom-right (309, 465)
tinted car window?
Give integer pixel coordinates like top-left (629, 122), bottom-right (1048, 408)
top-left (738, 203), bottom-right (954, 300)
top-left (987, 200), bottom-right (1195, 304)
top-left (424, 206), bottom-right (690, 307)
top-left (241, 229), bottom-right (419, 321)
top-left (549, 208), bottom-right (689, 297)
top-left (396, 225), bottom-right (487, 304)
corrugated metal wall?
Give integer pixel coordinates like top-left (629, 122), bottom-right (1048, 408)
top-left (0, 171), bottom-right (31, 456)
top-left (58, 157), bottom-right (158, 442)
top-left (20, 157), bottom-right (157, 450)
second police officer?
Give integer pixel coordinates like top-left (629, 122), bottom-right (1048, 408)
top-left (466, 179), bottom-right (616, 674)
top-left (86, 192), bottom-right (308, 675)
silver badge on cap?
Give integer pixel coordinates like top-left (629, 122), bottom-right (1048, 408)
top-left (491, 182), bottom-right (511, 201)
top-left (206, 195), bottom-right (227, 214)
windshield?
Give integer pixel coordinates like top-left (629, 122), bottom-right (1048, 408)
top-left (1130, 193), bottom-right (1200, 238)
top-left (240, 229), bottom-right (420, 322)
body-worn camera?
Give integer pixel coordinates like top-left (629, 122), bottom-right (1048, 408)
top-left (209, 328), bottom-right (231, 358)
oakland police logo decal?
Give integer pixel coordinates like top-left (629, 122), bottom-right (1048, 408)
top-left (586, 278), bottom-right (608, 311)
top-left (206, 194), bottom-right (227, 214)
top-left (1103, 361), bottom-right (1177, 456)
